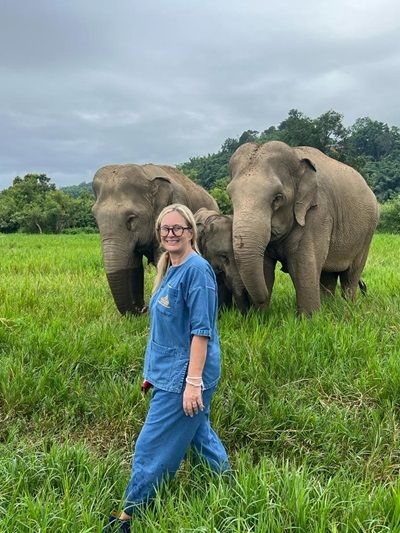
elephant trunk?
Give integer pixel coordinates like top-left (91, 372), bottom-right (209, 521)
top-left (232, 212), bottom-right (270, 307)
top-left (102, 238), bottom-right (145, 315)
top-left (106, 265), bottom-right (144, 315)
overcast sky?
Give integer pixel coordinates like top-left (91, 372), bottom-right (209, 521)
top-left (1, 0), bottom-right (400, 190)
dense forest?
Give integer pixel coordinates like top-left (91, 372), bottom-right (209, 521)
top-left (1, 109), bottom-right (399, 233)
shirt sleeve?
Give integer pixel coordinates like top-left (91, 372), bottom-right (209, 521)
top-left (185, 264), bottom-right (217, 338)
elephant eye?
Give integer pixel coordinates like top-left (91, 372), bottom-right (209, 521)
top-left (126, 214), bottom-right (137, 230)
top-left (272, 194), bottom-right (284, 208)
top-left (220, 254), bottom-right (230, 265)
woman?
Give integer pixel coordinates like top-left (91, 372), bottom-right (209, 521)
top-left (107, 204), bottom-right (230, 531)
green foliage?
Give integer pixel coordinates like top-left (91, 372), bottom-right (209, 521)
top-left (363, 153), bottom-right (400, 201)
top-left (277, 109), bottom-right (317, 146)
top-left (66, 191), bottom-right (98, 230)
top-left (220, 137), bottom-right (240, 153)
top-left (0, 193), bottom-right (19, 233)
top-left (0, 234), bottom-right (399, 530)
top-left (61, 226), bottom-right (98, 234)
top-left (0, 174), bottom-right (97, 234)
top-left (377, 195), bottom-right (400, 233)
top-left (313, 110), bottom-right (348, 153)
top-left (348, 117), bottom-right (400, 161)
top-left (178, 149), bottom-right (232, 190)
top-left (238, 129), bottom-right (259, 144)
top-left (209, 178), bottom-right (232, 214)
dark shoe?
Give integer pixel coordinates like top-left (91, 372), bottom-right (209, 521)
top-left (103, 512), bottom-right (131, 532)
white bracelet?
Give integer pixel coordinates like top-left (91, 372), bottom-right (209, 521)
top-left (186, 377), bottom-right (204, 389)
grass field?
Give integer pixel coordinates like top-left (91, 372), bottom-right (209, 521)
top-left (0, 233), bottom-right (399, 532)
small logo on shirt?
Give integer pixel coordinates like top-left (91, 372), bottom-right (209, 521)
top-left (158, 295), bottom-right (170, 308)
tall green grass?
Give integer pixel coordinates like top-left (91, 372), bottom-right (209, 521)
top-left (0, 233), bottom-right (399, 532)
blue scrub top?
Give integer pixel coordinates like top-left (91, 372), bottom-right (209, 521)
top-left (143, 252), bottom-right (220, 393)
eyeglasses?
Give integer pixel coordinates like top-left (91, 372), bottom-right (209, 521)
top-left (159, 225), bottom-right (192, 237)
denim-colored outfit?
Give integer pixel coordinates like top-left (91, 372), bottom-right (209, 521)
top-left (123, 252), bottom-right (229, 515)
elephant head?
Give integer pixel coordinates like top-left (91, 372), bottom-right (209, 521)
top-left (195, 208), bottom-right (250, 313)
top-left (92, 163), bottom-right (217, 315)
top-left (227, 141), bottom-right (317, 307)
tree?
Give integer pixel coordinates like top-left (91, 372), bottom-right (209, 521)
top-left (0, 194), bottom-right (19, 233)
top-left (313, 110), bottom-right (347, 155)
top-left (378, 194), bottom-right (400, 233)
top-left (0, 173), bottom-right (97, 233)
top-left (277, 109), bottom-right (316, 147)
top-left (259, 125), bottom-right (280, 142)
top-left (10, 173), bottom-right (56, 204)
top-left (348, 118), bottom-right (400, 161)
top-left (238, 130), bottom-right (259, 145)
top-left (0, 174), bottom-right (56, 233)
top-left (221, 137), bottom-right (240, 154)
top-left (179, 150), bottom-right (231, 190)
top-left (274, 109), bottom-right (348, 157)
top-left (65, 191), bottom-right (97, 230)
top-left (209, 178), bottom-right (232, 214)
top-left (363, 153), bottom-right (400, 201)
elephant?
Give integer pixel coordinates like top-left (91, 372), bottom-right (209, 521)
top-left (195, 207), bottom-right (364, 314)
top-left (194, 208), bottom-right (250, 313)
top-left (92, 164), bottom-right (218, 315)
top-left (227, 140), bottom-right (379, 315)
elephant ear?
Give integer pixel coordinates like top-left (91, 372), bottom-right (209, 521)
top-left (196, 221), bottom-right (207, 254)
top-left (150, 176), bottom-right (174, 218)
top-left (294, 158), bottom-right (318, 227)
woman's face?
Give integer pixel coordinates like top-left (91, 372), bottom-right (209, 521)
top-left (159, 211), bottom-right (193, 257)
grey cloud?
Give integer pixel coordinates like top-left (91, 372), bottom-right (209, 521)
top-left (1, 0), bottom-right (400, 189)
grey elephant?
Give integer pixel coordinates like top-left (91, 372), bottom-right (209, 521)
top-left (195, 207), bottom-right (353, 314)
top-left (195, 208), bottom-right (250, 313)
top-left (227, 141), bottom-right (379, 315)
top-left (92, 164), bottom-right (218, 314)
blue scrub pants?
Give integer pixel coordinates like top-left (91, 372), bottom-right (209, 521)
top-left (123, 386), bottom-right (230, 515)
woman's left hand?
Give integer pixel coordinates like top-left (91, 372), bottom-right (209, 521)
top-left (183, 384), bottom-right (204, 417)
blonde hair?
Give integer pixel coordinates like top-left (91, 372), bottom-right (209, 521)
top-left (153, 204), bottom-right (200, 292)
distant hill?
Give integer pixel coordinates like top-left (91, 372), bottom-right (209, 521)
top-left (61, 182), bottom-right (93, 198)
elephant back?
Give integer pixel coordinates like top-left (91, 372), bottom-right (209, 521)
top-left (156, 165), bottom-right (219, 213)
top-left (94, 163), bottom-right (218, 213)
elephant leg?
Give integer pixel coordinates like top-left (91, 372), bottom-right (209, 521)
top-left (216, 273), bottom-right (233, 310)
top-left (339, 245), bottom-right (371, 301)
top-left (320, 271), bottom-right (338, 296)
top-left (339, 271), bottom-right (358, 301)
top-left (288, 258), bottom-right (321, 316)
top-left (262, 255), bottom-right (276, 308)
top-left (235, 292), bottom-right (251, 313)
